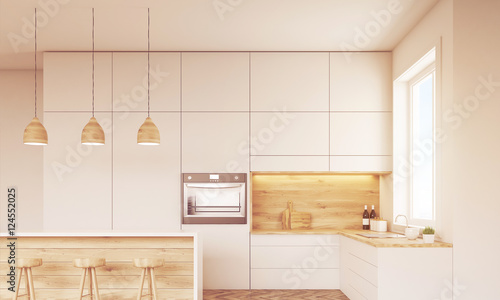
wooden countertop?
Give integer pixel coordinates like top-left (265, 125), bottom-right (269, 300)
top-left (251, 229), bottom-right (453, 248)
top-left (0, 231), bottom-right (198, 237)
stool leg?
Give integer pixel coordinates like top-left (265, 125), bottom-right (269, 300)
top-left (13, 268), bottom-right (22, 300)
top-left (27, 268), bottom-right (36, 300)
top-left (137, 268), bottom-right (146, 300)
top-left (78, 268), bottom-right (87, 300)
top-left (150, 268), bottom-right (158, 300)
top-left (91, 268), bottom-right (101, 300)
top-left (148, 268), bottom-right (153, 300)
top-left (24, 268), bottom-right (30, 299)
top-left (88, 268), bottom-right (93, 299)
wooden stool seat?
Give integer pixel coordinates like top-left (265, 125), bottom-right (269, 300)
top-left (73, 258), bottom-right (105, 300)
top-left (133, 258), bottom-right (164, 300)
top-left (14, 258), bottom-right (43, 300)
top-left (73, 258), bottom-right (106, 269)
top-left (17, 258), bottom-right (43, 269)
top-left (133, 258), bottom-right (164, 269)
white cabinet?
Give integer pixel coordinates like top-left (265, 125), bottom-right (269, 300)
top-left (182, 113), bottom-right (249, 173)
top-left (340, 236), bottom-right (453, 300)
top-left (251, 156), bottom-right (329, 172)
top-left (43, 112), bottom-right (112, 231)
top-left (251, 53), bottom-right (329, 111)
top-left (250, 112), bottom-right (329, 156)
top-left (330, 112), bottom-right (392, 155)
top-left (112, 112), bottom-right (180, 230)
top-left (182, 224), bottom-right (250, 289)
top-left (44, 52), bottom-right (112, 111)
top-left (330, 52), bottom-right (392, 112)
top-left (113, 52), bottom-right (181, 112)
top-left (182, 52), bottom-right (249, 111)
top-left (251, 234), bottom-right (340, 289)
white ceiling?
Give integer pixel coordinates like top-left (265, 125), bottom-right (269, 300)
top-left (0, 0), bottom-right (439, 69)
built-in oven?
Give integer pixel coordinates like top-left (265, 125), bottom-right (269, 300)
top-left (182, 173), bottom-right (247, 224)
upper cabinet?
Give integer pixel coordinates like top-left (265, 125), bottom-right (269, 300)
top-left (251, 52), bottom-right (329, 111)
top-left (330, 112), bottom-right (393, 156)
top-left (330, 52), bottom-right (392, 112)
top-left (113, 52), bottom-right (181, 112)
top-left (182, 52), bottom-right (249, 111)
top-left (44, 52), bottom-right (112, 112)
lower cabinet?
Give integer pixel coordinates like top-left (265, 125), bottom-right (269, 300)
top-left (251, 234), bottom-right (340, 289)
top-left (340, 236), bottom-right (453, 300)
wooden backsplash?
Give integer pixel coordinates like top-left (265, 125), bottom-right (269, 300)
top-left (251, 173), bottom-right (380, 231)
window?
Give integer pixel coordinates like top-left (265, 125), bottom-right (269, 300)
top-left (409, 66), bottom-right (435, 225)
top-left (394, 47), bottom-right (439, 229)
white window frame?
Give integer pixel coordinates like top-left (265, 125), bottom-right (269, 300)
top-left (393, 41), bottom-right (442, 233)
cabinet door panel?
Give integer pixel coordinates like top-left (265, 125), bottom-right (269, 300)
top-left (251, 53), bottom-right (329, 111)
top-left (251, 234), bottom-right (339, 246)
top-left (182, 225), bottom-right (249, 289)
top-left (44, 53), bottom-right (112, 112)
top-left (330, 113), bottom-right (392, 155)
top-left (252, 246), bottom-right (339, 269)
top-left (251, 112), bottom-right (329, 155)
top-left (112, 53), bottom-right (149, 112)
top-left (347, 269), bottom-right (378, 300)
top-left (330, 52), bottom-right (392, 111)
top-left (112, 112), bottom-right (180, 230)
top-left (330, 156), bottom-right (392, 172)
top-left (250, 155), bottom-right (329, 172)
top-left (251, 268), bottom-right (339, 289)
top-left (43, 112), bottom-right (112, 231)
top-left (182, 113), bottom-right (249, 173)
top-left (150, 53), bottom-right (181, 111)
top-left (182, 52), bottom-right (249, 111)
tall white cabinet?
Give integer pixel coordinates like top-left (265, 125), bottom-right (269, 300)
top-left (43, 52), bottom-right (181, 231)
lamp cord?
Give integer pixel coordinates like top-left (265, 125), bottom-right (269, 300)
top-left (147, 7), bottom-right (150, 117)
top-left (34, 8), bottom-right (37, 118)
top-left (92, 7), bottom-right (95, 117)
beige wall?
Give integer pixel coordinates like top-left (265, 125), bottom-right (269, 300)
top-left (452, 0), bottom-right (500, 297)
top-left (391, 0), bottom-right (454, 242)
top-left (0, 70), bottom-right (43, 232)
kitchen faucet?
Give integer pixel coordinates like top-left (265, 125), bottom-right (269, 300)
top-left (395, 214), bottom-right (409, 228)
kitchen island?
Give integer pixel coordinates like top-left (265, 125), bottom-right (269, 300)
top-left (0, 232), bottom-right (202, 299)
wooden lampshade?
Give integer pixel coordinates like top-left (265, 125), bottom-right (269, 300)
top-left (137, 117), bottom-right (160, 145)
top-left (23, 117), bottom-right (48, 145)
top-left (81, 117), bottom-right (105, 145)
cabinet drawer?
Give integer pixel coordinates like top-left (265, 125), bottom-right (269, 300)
top-left (344, 237), bottom-right (378, 266)
top-left (251, 268), bottom-right (339, 289)
top-left (252, 246), bottom-right (339, 269)
top-left (251, 234), bottom-right (339, 246)
top-left (347, 269), bottom-right (378, 300)
top-left (347, 252), bottom-right (378, 286)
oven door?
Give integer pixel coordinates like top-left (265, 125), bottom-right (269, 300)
top-left (182, 183), bottom-right (246, 224)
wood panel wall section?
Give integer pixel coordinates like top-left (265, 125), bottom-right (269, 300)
top-left (0, 236), bottom-right (194, 299)
top-left (251, 173), bottom-right (380, 232)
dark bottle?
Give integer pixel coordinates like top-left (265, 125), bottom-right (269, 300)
top-left (363, 205), bottom-right (370, 230)
top-left (370, 205), bottom-right (376, 219)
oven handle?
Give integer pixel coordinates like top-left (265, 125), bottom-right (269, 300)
top-left (185, 184), bottom-right (243, 189)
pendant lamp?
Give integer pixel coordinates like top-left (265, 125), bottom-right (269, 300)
top-left (81, 8), bottom-right (105, 145)
top-left (23, 8), bottom-right (48, 146)
top-left (137, 8), bottom-right (160, 145)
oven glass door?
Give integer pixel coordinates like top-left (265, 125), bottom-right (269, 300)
top-left (184, 183), bottom-right (244, 216)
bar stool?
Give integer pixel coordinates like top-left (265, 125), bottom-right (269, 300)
top-left (73, 258), bottom-right (106, 300)
top-left (13, 258), bottom-right (42, 300)
top-left (133, 258), bottom-right (164, 300)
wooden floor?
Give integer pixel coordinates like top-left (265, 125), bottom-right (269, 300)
top-left (204, 289), bottom-right (349, 299)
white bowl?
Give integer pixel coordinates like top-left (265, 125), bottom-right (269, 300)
top-left (405, 227), bottom-right (419, 240)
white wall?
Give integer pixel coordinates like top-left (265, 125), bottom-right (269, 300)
top-left (391, 0), bottom-right (453, 242)
top-left (0, 70), bottom-right (43, 232)
top-left (452, 0), bottom-right (500, 298)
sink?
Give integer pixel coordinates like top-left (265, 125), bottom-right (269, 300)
top-left (357, 232), bottom-right (405, 238)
